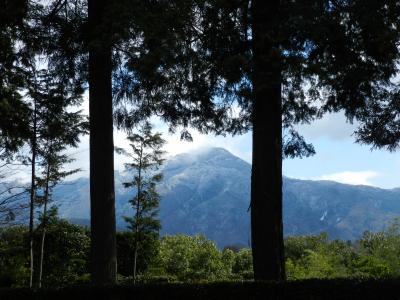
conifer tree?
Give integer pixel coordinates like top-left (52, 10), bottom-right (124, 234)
top-left (116, 122), bottom-right (165, 283)
top-left (355, 90), bottom-right (400, 151)
top-left (33, 0), bottom-right (170, 283)
top-left (25, 65), bottom-right (86, 287)
top-left (16, 0), bottom-right (110, 284)
top-left (1, 2), bottom-right (43, 286)
top-left (35, 150), bottom-right (81, 288)
top-left (25, 0), bottom-right (138, 283)
top-left (34, 99), bottom-right (86, 288)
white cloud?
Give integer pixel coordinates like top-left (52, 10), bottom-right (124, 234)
top-left (64, 113), bottom-right (252, 180)
top-left (296, 112), bottom-right (357, 141)
top-left (72, 96), bottom-right (252, 175)
top-left (114, 123), bottom-right (252, 172)
top-left (316, 171), bottom-right (380, 186)
top-left (160, 129), bottom-right (252, 162)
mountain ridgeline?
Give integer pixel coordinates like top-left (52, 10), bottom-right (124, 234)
top-left (55, 148), bottom-right (400, 247)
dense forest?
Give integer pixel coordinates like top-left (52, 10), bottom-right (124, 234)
top-left (2, 0), bottom-right (400, 297)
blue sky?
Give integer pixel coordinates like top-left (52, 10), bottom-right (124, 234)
top-left (286, 116), bottom-right (400, 189)
top-left (60, 97), bottom-right (400, 189)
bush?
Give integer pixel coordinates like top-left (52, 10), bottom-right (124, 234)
top-left (0, 219), bottom-right (90, 288)
top-left (1, 280), bottom-right (400, 300)
top-left (157, 235), bottom-right (228, 281)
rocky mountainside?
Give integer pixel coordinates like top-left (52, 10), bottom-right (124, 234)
top-left (53, 147), bottom-right (400, 247)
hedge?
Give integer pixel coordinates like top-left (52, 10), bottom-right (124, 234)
top-left (1, 279), bottom-right (400, 300)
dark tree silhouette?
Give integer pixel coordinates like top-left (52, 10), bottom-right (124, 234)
top-left (27, 0), bottom-right (135, 284)
top-left (356, 89), bottom-right (400, 151)
top-left (0, 0), bottom-right (30, 156)
top-left (250, 0), bottom-right (285, 280)
top-left (33, 74), bottom-right (86, 288)
top-left (1, 0), bottom-right (38, 287)
top-left (24, 66), bottom-right (86, 287)
top-left (88, 0), bottom-right (117, 285)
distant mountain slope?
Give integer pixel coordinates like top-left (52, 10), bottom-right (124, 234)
top-left (54, 147), bottom-right (400, 247)
top-left (284, 178), bottom-right (400, 241)
top-left (157, 148), bottom-right (252, 247)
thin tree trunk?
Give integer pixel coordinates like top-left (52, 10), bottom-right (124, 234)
top-left (133, 145), bottom-right (143, 284)
top-left (88, 0), bottom-right (117, 285)
top-left (133, 210), bottom-right (140, 284)
top-left (38, 162), bottom-right (50, 288)
top-left (29, 100), bottom-right (37, 288)
top-left (250, 0), bottom-right (285, 281)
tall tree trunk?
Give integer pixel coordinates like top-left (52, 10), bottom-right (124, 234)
top-left (133, 144), bottom-right (143, 284)
top-left (250, 0), bottom-right (285, 281)
top-left (88, 0), bottom-right (117, 285)
top-left (38, 162), bottom-right (50, 288)
top-left (29, 101), bottom-right (37, 288)
top-left (133, 204), bottom-right (139, 284)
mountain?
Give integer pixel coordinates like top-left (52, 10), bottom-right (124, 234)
top-left (53, 147), bottom-right (400, 247)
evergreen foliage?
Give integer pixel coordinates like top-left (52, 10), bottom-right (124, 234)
top-left (23, 64), bottom-right (86, 288)
top-left (116, 231), bottom-right (159, 279)
top-left (0, 0), bottom-right (31, 225)
top-left (0, 0), bottom-right (30, 158)
top-left (116, 122), bottom-right (165, 283)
